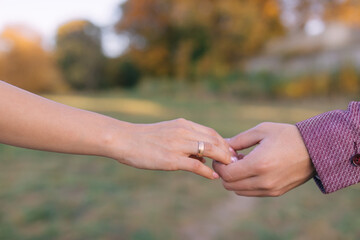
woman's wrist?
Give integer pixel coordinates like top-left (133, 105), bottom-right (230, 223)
top-left (97, 117), bottom-right (138, 161)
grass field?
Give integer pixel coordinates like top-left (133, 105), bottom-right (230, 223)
top-left (1, 91), bottom-right (359, 240)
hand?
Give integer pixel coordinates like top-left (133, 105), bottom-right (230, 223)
top-left (0, 81), bottom-right (230, 179)
top-left (213, 122), bottom-right (315, 196)
top-left (106, 118), bottom-right (232, 179)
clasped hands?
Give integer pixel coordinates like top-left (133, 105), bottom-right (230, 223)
top-left (109, 119), bottom-right (315, 197)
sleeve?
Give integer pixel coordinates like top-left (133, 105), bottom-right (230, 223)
top-left (295, 101), bottom-right (360, 194)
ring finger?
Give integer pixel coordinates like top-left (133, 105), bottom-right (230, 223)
top-left (186, 140), bottom-right (231, 165)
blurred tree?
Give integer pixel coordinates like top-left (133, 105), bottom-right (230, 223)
top-left (106, 57), bottom-right (141, 88)
top-left (115, 0), bottom-right (284, 80)
top-left (338, 63), bottom-right (359, 94)
top-left (325, 0), bottom-right (360, 26)
top-left (0, 25), bottom-right (67, 93)
top-left (284, 0), bottom-right (360, 31)
top-left (55, 20), bottom-right (105, 90)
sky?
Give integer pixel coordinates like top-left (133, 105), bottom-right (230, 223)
top-left (0, 0), bottom-right (128, 57)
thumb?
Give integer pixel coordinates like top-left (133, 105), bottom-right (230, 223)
top-left (229, 125), bottom-right (265, 150)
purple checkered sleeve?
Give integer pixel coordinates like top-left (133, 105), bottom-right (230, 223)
top-left (296, 101), bottom-right (360, 194)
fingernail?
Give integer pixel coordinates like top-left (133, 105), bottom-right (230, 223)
top-left (229, 148), bottom-right (237, 158)
top-left (231, 156), bottom-right (238, 163)
top-left (213, 172), bottom-right (220, 179)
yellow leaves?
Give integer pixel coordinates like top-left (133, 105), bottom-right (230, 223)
top-left (0, 25), bottom-right (67, 93)
top-left (117, 0), bottom-right (284, 80)
top-left (334, 5), bottom-right (360, 26)
top-left (282, 74), bottom-right (333, 99)
top-left (57, 20), bottom-right (89, 38)
top-left (263, 0), bottom-right (281, 18)
top-left (0, 25), bottom-right (43, 57)
top-left (338, 64), bottom-right (359, 94)
top-left (281, 66), bottom-right (360, 99)
top-left (323, 0), bottom-right (360, 27)
top-left (130, 45), bottom-right (170, 76)
top-left (282, 77), bottom-right (313, 99)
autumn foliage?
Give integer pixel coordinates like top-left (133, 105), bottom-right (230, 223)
top-left (116, 0), bottom-right (284, 79)
top-left (0, 0), bottom-right (359, 97)
top-left (0, 25), bottom-right (67, 93)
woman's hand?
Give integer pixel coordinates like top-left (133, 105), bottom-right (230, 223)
top-left (104, 118), bottom-right (232, 179)
top-left (0, 81), bottom-right (231, 179)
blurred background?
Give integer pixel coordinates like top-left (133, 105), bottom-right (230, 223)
top-left (1, 0), bottom-right (360, 239)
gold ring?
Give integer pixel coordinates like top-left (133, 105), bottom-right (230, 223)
top-left (197, 141), bottom-right (205, 157)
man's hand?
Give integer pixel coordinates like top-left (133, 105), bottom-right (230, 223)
top-left (213, 122), bottom-right (315, 197)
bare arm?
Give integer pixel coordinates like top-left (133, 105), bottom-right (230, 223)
top-left (0, 80), bottom-right (127, 156)
top-left (0, 80), bottom-right (231, 179)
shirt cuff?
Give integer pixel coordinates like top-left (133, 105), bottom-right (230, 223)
top-left (296, 102), bottom-right (360, 194)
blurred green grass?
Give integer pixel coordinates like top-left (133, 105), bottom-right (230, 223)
top-left (1, 91), bottom-right (359, 240)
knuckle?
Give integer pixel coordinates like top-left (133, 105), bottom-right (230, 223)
top-left (222, 182), bottom-right (232, 191)
top-left (170, 163), bottom-right (179, 171)
top-left (167, 159), bottom-right (179, 171)
top-left (205, 142), bottom-right (213, 152)
top-left (176, 118), bottom-right (190, 125)
top-left (175, 118), bottom-right (186, 125)
top-left (211, 137), bottom-right (221, 147)
top-left (221, 170), bottom-right (234, 182)
top-left (208, 128), bottom-right (218, 137)
top-left (268, 190), bottom-right (282, 197)
top-left (191, 161), bottom-right (203, 171)
top-left (260, 179), bottom-right (276, 191)
top-left (256, 122), bottom-right (273, 132)
top-left (254, 159), bottom-right (273, 174)
top-left (254, 164), bottom-right (266, 174)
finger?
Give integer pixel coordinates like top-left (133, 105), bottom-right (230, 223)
top-left (228, 126), bottom-right (265, 150)
top-left (222, 177), bottom-right (260, 191)
top-left (178, 157), bottom-right (219, 180)
top-left (187, 140), bottom-right (231, 165)
top-left (212, 158), bottom-right (257, 182)
top-left (186, 122), bottom-right (231, 156)
top-left (172, 126), bottom-right (231, 164)
top-left (233, 179), bottom-right (304, 197)
top-left (222, 174), bottom-right (292, 192)
top-left (234, 190), bottom-right (271, 197)
top-left (229, 147), bottom-right (237, 156)
top-left (190, 155), bottom-right (206, 163)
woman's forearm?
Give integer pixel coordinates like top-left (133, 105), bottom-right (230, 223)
top-left (0, 80), bottom-right (231, 179)
top-left (0, 80), bottom-right (127, 157)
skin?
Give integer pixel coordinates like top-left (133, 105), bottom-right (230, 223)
top-left (0, 80), bottom-right (232, 179)
top-left (213, 122), bottom-right (315, 197)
